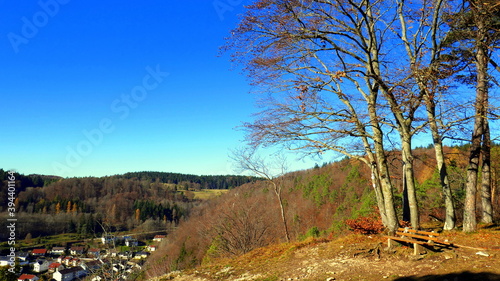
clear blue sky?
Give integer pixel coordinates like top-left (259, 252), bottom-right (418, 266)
top-left (0, 0), bottom-right (320, 177)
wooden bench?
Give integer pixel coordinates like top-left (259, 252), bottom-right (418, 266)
top-left (385, 227), bottom-right (453, 255)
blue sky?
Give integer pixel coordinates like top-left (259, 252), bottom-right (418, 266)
top-left (0, 0), bottom-right (320, 177)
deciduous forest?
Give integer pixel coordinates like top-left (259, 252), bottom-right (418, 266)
top-left (0, 170), bottom-right (259, 238)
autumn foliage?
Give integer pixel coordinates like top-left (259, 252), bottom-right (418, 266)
top-left (345, 214), bottom-right (384, 235)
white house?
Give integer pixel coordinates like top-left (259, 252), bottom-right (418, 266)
top-left (125, 238), bottom-right (138, 247)
top-left (133, 251), bottom-right (149, 260)
top-left (69, 246), bottom-right (85, 255)
top-left (33, 259), bottom-right (50, 272)
top-left (51, 247), bottom-right (66, 255)
top-left (0, 256), bottom-right (11, 266)
top-left (53, 266), bottom-right (85, 281)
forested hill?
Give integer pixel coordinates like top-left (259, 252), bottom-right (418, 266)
top-left (115, 171), bottom-right (262, 189)
top-left (0, 169), bottom-right (262, 238)
top-left (0, 169), bottom-right (61, 189)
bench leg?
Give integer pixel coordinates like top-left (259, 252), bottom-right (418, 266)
top-left (413, 243), bottom-right (422, 255)
top-left (387, 238), bottom-right (393, 249)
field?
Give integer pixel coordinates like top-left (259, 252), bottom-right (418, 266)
top-left (191, 189), bottom-right (230, 200)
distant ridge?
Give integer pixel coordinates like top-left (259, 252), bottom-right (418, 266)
top-left (114, 171), bottom-right (263, 189)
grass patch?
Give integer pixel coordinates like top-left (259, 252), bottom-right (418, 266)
top-left (192, 189), bottom-right (229, 200)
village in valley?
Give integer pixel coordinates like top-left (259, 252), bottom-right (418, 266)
top-left (0, 234), bottom-right (166, 281)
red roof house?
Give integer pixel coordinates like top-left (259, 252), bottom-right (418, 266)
top-left (31, 248), bottom-right (47, 256)
top-left (153, 235), bottom-right (165, 241)
top-left (48, 262), bottom-right (64, 272)
top-left (17, 274), bottom-right (39, 281)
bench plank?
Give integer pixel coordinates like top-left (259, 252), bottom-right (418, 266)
top-left (395, 232), bottom-right (443, 243)
top-left (386, 228), bottom-right (453, 255)
top-left (397, 228), bottom-right (439, 237)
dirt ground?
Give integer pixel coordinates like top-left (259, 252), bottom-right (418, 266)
top-left (153, 226), bottom-right (500, 281)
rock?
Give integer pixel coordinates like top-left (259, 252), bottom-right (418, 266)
top-left (326, 278), bottom-right (335, 281)
top-left (409, 255), bottom-right (424, 261)
top-left (476, 251), bottom-right (490, 257)
top-left (443, 252), bottom-right (457, 260)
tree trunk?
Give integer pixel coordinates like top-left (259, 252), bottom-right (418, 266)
top-left (463, 31), bottom-right (488, 232)
top-left (274, 183), bottom-right (290, 243)
top-left (364, 6), bottom-right (398, 234)
top-left (481, 120), bottom-right (493, 224)
top-left (402, 137), bottom-right (419, 229)
top-left (370, 165), bottom-right (388, 227)
top-left (367, 87), bottom-right (398, 234)
top-left (436, 144), bottom-right (456, 230)
top-left (423, 93), bottom-right (456, 230)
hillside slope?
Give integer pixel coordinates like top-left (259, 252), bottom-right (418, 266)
top-left (141, 146), bottom-right (500, 280)
top-left (152, 227), bottom-right (500, 281)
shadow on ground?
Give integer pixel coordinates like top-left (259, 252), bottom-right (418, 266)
top-left (394, 271), bottom-right (500, 281)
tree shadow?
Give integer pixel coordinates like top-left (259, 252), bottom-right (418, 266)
top-left (394, 271), bottom-right (500, 281)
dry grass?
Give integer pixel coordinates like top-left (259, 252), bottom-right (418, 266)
top-left (155, 226), bottom-right (500, 281)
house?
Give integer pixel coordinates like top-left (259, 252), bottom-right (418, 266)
top-left (121, 235), bottom-right (132, 241)
top-left (81, 260), bottom-right (101, 272)
top-left (52, 266), bottom-right (85, 281)
top-left (62, 256), bottom-right (73, 266)
top-left (0, 256), bottom-right (11, 266)
top-left (70, 258), bottom-right (81, 267)
top-left (48, 262), bottom-right (65, 273)
top-left (118, 251), bottom-right (132, 259)
top-left (101, 234), bottom-right (115, 244)
top-left (17, 274), bottom-right (39, 281)
top-left (69, 246), bottom-right (85, 255)
top-left (61, 256), bottom-right (81, 267)
top-left (106, 249), bottom-right (118, 258)
top-left (17, 252), bottom-right (30, 264)
top-left (125, 238), bottom-right (138, 247)
top-left (153, 235), bottom-right (165, 242)
top-left (146, 245), bottom-right (157, 252)
top-left (51, 247), bottom-right (66, 255)
top-left (33, 259), bottom-right (50, 272)
top-left (87, 248), bottom-right (100, 258)
top-left (31, 248), bottom-right (47, 256)
top-left (133, 251), bottom-right (149, 259)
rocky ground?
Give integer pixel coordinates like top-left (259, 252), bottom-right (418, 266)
top-left (152, 226), bottom-right (500, 281)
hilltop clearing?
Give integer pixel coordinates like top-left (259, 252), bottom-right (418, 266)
top-left (152, 227), bottom-right (500, 281)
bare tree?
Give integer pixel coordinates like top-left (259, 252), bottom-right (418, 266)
top-left (391, 0), bottom-right (461, 230)
top-left (231, 147), bottom-right (291, 242)
top-left (226, 0), bottom-right (400, 233)
top-left (212, 201), bottom-right (272, 255)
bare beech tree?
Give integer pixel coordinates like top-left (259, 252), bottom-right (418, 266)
top-left (390, 0), bottom-right (461, 230)
top-left (225, 0), bottom-right (417, 233)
